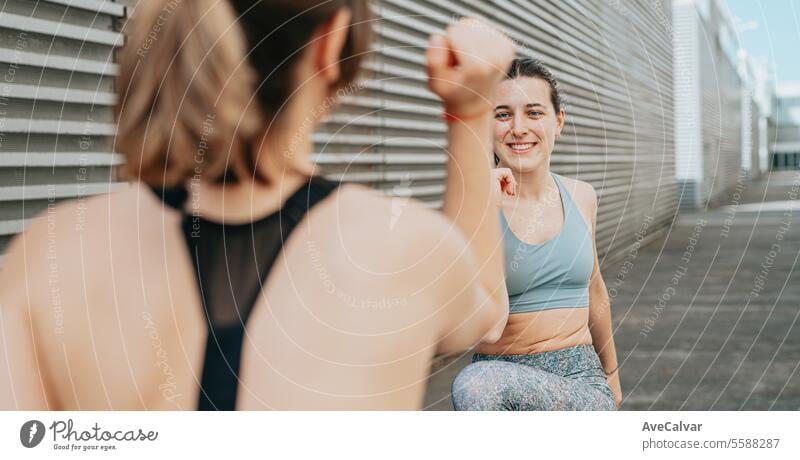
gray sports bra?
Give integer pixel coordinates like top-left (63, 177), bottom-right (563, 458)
top-left (501, 172), bottom-right (594, 313)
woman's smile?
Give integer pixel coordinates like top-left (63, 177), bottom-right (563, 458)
top-left (506, 141), bottom-right (539, 154)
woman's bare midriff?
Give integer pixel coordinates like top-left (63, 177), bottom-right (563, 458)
top-left (475, 306), bottom-right (593, 355)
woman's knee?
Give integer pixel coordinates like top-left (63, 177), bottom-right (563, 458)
top-left (451, 361), bottom-right (518, 410)
top-left (452, 360), bottom-right (585, 411)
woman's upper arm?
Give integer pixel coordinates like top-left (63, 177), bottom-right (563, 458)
top-left (335, 191), bottom-right (507, 354)
top-left (0, 232), bottom-right (51, 409)
top-left (584, 183), bottom-right (610, 302)
top-left (581, 182), bottom-right (601, 277)
top-left (424, 216), bottom-right (507, 353)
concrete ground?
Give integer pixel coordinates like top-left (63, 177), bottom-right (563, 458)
top-left (423, 170), bottom-right (800, 410)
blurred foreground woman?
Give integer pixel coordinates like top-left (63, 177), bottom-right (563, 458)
top-left (0, 0), bottom-right (513, 409)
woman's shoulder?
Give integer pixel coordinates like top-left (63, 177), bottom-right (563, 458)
top-left (308, 182), bottom-right (476, 286)
top-left (10, 184), bottom-right (157, 245)
top-left (555, 175), bottom-right (597, 207)
top-left (314, 182), bottom-right (467, 255)
top-left (272, 181), bottom-right (481, 329)
top-left (28, 184), bottom-right (170, 242)
top-left (0, 185), bottom-right (162, 305)
top-left (555, 174), bottom-right (597, 228)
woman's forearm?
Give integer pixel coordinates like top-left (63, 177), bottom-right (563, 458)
top-left (589, 286), bottom-right (618, 372)
top-left (423, 18), bottom-right (513, 341)
top-left (589, 284), bottom-right (623, 407)
top-left (442, 115), bottom-right (509, 334)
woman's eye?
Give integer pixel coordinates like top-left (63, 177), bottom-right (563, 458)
top-left (528, 111), bottom-right (543, 117)
top-left (495, 112), bottom-right (511, 120)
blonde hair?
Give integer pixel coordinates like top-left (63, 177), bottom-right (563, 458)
top-left (116, 0), bottom-right (372, 187)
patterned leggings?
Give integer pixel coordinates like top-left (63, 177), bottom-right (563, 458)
top-left (451, 344), bottom-right (616, 411)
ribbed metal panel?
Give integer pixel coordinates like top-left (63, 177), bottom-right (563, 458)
top-left (673, 0), bottom-right (701, 208)
top-left (315, 0), bottom-right (453, 207)
top-left (330, 0), bottom-right (677, 262)
top-left (740, 88), bottom-right (751, 174)
top-left (1, 0), bottom-right (677, 265)
top-left (677, 179), bottom-right (698, 210)
top-left (675, 0), bottom-right (741, 208)
top-left (748, 99), bottom-right (760, 176)
top-left (0, 0), bottom-right (125, 264)
top-left (699, 43), bottom-right (740, 207)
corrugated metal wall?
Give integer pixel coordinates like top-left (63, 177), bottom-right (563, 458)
top-left (698, 6), bottom-right (740, 207)
top-left (673, 0), bottom-right (741, 208)
top-left (0, 0), bottom-right (125, 266)
top-left (738, 54), bottom-right (761, 178)
top-left (673, 0), bottom-right (702, 209)
top-left (349, 0), bottom-right (677, 262)
top-left (0, 0), bottom-right (677, 265)
top-left (749, 99), bottom-right (760, 175)
top-left (767, 115), bottom-right (778, 169)
top-left (771, 93), bottom-right (800, 169)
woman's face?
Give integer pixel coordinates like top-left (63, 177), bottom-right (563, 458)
top-left (493, 77), bottom-right (565, 173)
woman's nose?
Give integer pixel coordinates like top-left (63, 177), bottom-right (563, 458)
top-left (511, 118), bottom-right (529, 137)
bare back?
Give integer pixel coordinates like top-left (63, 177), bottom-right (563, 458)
top-left (0, 180), bottom-right (487, 410)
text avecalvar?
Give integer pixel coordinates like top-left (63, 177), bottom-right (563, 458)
top-left (642, 422), bottom-right (702, 432)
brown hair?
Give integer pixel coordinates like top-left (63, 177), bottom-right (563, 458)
top-left (505, 58), bottom-right (565, 112)
top-left (116, 0), bottom-right (373, 187)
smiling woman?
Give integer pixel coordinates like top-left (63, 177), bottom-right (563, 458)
top-left (492, 59), bottom-right (565, 171)
top-left (451, 58), bottom-right (621, 411)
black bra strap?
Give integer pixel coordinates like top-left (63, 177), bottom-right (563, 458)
top-left (169, 176), bottom-right (340, 410)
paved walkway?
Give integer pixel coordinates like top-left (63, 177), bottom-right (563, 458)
top-left (424, 170), bottom-right (800, 410)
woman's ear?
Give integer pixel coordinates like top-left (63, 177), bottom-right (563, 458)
top-left (314, 8), bottom-right (353, 85)
top-left (556, 108), bottom-right (565, 138)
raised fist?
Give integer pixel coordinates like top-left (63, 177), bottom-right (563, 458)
top-left (425, 17), bottom-right (516, 118)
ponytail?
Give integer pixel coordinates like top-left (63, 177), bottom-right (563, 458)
top-left (116, 0), bottom-right (373, 187)
top-left (116, 0), bottom-right (263, 186)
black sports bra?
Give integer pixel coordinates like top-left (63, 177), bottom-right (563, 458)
top-left (152, 176), bottom-right (340, 410)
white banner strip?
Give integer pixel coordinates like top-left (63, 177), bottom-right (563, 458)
top-left (1, 411), bottom-right (797, 459)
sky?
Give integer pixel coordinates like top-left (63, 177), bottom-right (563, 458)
top-left (726, 0), bottom-right (800, 86)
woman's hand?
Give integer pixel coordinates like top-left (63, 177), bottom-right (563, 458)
top-left (493, 168), bottom-right (517, 205)
top-left (425, 17), bottom-right (515, 118)
top-left (607, 369), bottom-right (622, 408)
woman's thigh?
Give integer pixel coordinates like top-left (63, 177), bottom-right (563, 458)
top-left (451, 360), bottom-right (614, 411)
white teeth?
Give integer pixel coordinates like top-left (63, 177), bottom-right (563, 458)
top-left (509, 143), bottom-right (534, 150)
